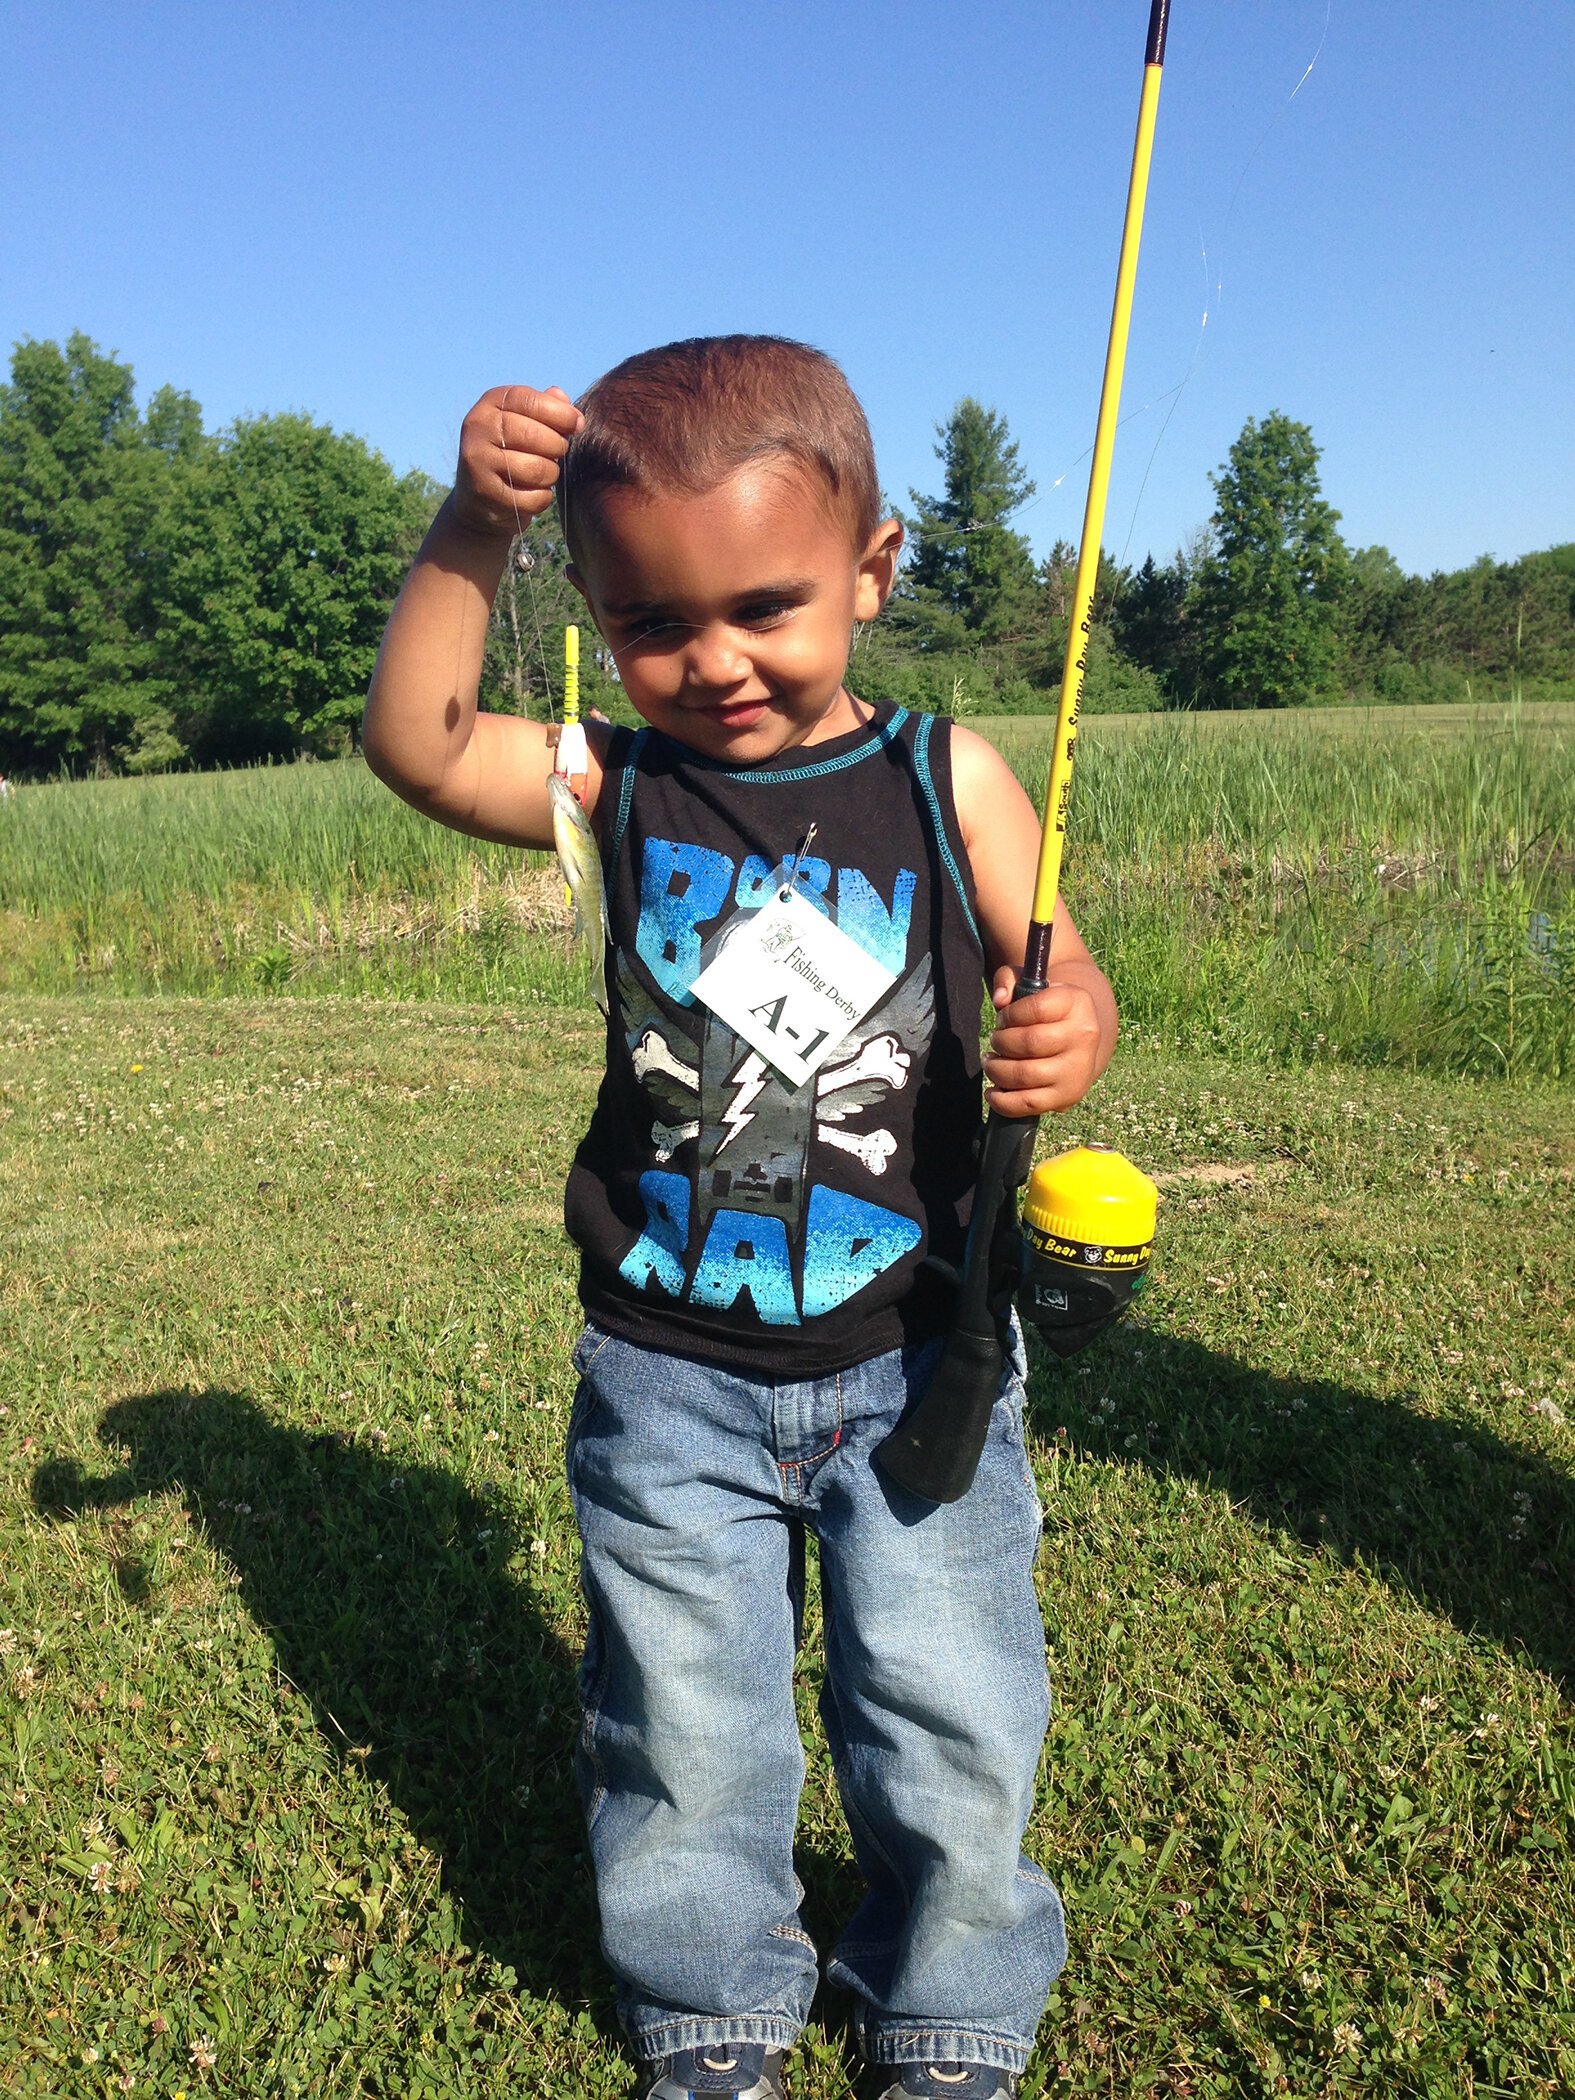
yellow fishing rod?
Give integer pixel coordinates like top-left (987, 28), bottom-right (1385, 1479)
top-left (875, 0), bottom-right (1170, 1503)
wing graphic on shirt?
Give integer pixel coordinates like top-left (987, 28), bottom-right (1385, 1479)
top-left (616, 949), bottom-right (700, 1130)
top-left (811, 955), bottom-right (934, 1175)
top-left (814, 955), bottom-right (934, 1116)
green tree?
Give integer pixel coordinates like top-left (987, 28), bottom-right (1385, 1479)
top-left (1334, 544), bottom-right (1416, 695)
top-left (899, 399), bottom-right (1038, 646)
top-left (1424, 549), bottom-right (1574, 681)
top-left (1332, 542), bottom-right (1575, 702)
top-left (1111, 551), bottom-right (1184, 677)
top-left (0, 333), bottom-right (202, 773)
top-left (160, 415), bottom-right (440, 763)
top-left (1036, 537), bottom-right (1130, 624)
top-left (1027, 536), bottom-right (1141, 694)
top-left (1192, 412), bottom-right (1348, 708)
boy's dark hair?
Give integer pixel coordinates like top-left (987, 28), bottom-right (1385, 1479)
top-left (558, 335), bottom-right (881, 560)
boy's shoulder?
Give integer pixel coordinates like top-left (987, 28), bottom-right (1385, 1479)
top-left (944, 719), bottom-right (1030, 831)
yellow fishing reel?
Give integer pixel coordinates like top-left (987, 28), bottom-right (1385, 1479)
top-left (1016, 1144), bottom-right (1158, 1358)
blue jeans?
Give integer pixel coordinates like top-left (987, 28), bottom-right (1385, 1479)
top-left (565, 1317), bottom-right (1064, 2074)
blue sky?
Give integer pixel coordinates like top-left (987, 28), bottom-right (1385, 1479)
top-left (4, 1), bottom-right (1570, 576)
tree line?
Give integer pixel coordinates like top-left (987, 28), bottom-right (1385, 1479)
top-left (881, 399), bottom-right (1574, 718)
top-left (1, 334), bottom-right (1569, 777)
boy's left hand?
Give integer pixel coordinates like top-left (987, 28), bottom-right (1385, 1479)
top-left (983, 967), bottom-right (1105, 1118)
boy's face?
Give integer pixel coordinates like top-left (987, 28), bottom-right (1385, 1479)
top-left (568, 461), bottom-right (902, 763)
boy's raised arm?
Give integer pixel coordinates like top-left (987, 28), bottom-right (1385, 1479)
top-left (362, 386), bottom-right (599, 850)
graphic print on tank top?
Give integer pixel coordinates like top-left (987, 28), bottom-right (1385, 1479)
top-left (613, 924), bottom-right (934, 1325)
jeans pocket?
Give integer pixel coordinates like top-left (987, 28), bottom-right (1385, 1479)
top-left (570, 1318), bottom-right (614, 1378)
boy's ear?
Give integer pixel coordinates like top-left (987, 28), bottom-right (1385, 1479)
top-left (853, 516), bottom-right (904, 622)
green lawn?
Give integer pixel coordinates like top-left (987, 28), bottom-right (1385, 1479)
top-left (5, 996), bottom-right (1572, 2097)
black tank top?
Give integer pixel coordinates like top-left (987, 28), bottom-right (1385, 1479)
top-left (565, 699), bottom-right (987, 1377)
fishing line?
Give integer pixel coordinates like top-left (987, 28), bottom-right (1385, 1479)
top-left (499, 385), bottom-right (558, 720)
top-left (1114, 0), bottom-right (1331, 563)
top-left (983, 0), bottom-right (1333, 575)
top-left (1115, 222), bottom-right (1213, 566)
top-left (520, 543), bottom-right (559, 722)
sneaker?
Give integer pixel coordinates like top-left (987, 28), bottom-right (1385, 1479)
top-left (872, 2066), bottom-right (1019, 2099)
top-left (642, 2043), bottom-right (787, 2098)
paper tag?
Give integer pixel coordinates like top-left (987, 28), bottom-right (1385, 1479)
top-left (690, 888), bottom-right (897, 1087)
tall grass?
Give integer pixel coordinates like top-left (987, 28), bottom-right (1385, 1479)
top-left (1042, 704), bottom-right (1573, 1078)
top-left (0, 760), bottom-right (582, 1003)
top-left (1, 704), bottom-right (1570, 1076)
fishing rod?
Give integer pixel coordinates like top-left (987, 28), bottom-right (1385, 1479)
top-left (874, 0), bottom-right (1171, 1503)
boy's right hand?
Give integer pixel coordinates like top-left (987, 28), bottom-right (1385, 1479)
top-left (452, 385), bottom-right (584, 538)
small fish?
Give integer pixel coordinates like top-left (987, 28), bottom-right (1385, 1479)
top-left (548, 772), bottom-right (608, 1015)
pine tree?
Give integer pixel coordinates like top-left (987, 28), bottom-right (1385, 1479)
top-left (1111, 552), bottom-right (1193, 702)
top-left (1192, 412), bottom-right (1348, 708)
top-left (900, 399), bottom-right (1038, 646)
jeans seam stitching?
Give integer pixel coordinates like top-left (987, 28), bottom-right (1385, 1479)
top-left (577, 1595), bottom-right (612, 1829)
top-left (579, 1326), bottom-right (614, 1375)
top-left (567, 1327), bottom-right (614, 1442)
top-left (628, 2016), bottom-right (804, 2047)
top-left (775, 1370), bottom-right (845, 1478)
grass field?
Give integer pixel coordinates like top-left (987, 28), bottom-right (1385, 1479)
top-left (2, 704), bottom-right (1569, 1078)
top-left (4, 699), bottom-right (1573, 2096)
top-left (5, 1000), bottom-right (1572, 2098)
top-left (977, 700), bottom-right (1575, 758)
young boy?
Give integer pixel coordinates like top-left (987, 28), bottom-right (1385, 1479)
top-left (363, 337), bottom-right (1116, 2100)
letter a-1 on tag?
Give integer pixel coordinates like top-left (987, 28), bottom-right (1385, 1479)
top-left (691, 889), bottom-right (896, 1088)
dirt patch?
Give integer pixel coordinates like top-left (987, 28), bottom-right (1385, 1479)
top-left (1154, 1160), bottom-right (1290, 1189)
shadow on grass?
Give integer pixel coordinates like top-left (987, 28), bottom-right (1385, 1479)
top-left (1027, 1327), bottom-right (1575, 1692)
top-left (36, 1335), bottom-right (1564, 2058)
top-left (33, 1390), bottom-right (615, 2018)
top-left (31, 1390), bottom-right (867, 2045)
